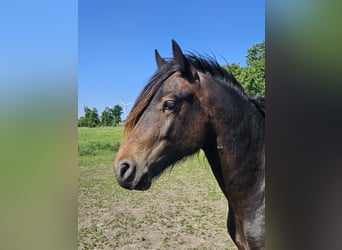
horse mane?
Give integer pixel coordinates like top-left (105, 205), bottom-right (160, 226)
top-left (124, 53), bottom-right (254, 138)
top-left (186, 53), bottom-right (246, 96)
top-left (250, 96), bottom-right (265, 116)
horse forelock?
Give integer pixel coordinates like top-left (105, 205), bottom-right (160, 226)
top-left (123, 63), bottom-right (178, 139)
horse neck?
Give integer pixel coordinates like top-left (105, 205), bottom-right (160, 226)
top-left (200, 76), bottom-right (265, 203)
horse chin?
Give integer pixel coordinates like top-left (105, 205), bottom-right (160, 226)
top-left (134, 163), bottom-right (168, 190)
top-left (134, 173), bottom-right (152, 191)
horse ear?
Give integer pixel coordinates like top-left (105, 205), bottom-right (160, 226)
top-left (171, 39), bottom-right (199, 82)
top-left (172, 39), bottom-right (187, 71)
top-left (155, 49), bottom-right (166, 68)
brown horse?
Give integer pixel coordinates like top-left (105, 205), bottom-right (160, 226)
top-left (114, 40), bottom-right (265, 250)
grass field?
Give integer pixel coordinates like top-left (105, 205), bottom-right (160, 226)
top-left (78, 126), bottom-right (237, 249)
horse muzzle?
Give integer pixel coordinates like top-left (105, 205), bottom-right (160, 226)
top-left (115, 160), bottom-right (152, 191)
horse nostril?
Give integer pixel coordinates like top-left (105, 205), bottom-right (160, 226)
top-left (118, 161), bottom-right (136, 183)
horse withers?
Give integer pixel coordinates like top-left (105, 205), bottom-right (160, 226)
top-left (114, 40), bottom-right (265, 250)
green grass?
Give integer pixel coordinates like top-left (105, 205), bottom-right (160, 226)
top-left (78, 126), bottom-right (123, 166)
top-left (78, 127), bottom-right (237, 250)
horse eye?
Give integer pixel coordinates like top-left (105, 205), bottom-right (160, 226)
top-left (163, 100), bottom-right (176, 111)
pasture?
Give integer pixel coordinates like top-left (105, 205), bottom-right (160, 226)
top-left (78, 127), bottom-right (237, 249)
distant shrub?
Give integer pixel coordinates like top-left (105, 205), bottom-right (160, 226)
top-left (78, 141), bottom-right (120, 156)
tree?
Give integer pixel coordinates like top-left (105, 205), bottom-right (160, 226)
top-left (225, 42), bottom-right (265, 97)
top-left (78, 106), bottom-right (92, 127)
top-left (112, 105), bottom-right (123, 125)
top-left (245, 42), bottom-right (265, 96)
top-left (78, 116), bottom-right (87, 127)
top-left (101, 107), bottom-right (115, 126)
top-left (81, 106), bottom-right (100, 128)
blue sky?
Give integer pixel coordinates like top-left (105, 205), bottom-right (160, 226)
top-left (79, 0), bottom-right (264, 118)
top-left (0, 1), bottom-right (77, 111)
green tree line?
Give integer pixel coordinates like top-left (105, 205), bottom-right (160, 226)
top-left (225, 41), bottom-right (265, 97)
top-left (78, 105), bottom-right (123, 127)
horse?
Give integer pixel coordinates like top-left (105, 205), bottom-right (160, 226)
top-left (114, 40), bottom-right (265, 250)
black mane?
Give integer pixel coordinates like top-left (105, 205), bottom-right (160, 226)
top-left (186, 53), bottom-right (245, 92)
top-left (250, 96), bottom-right (265, 116)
